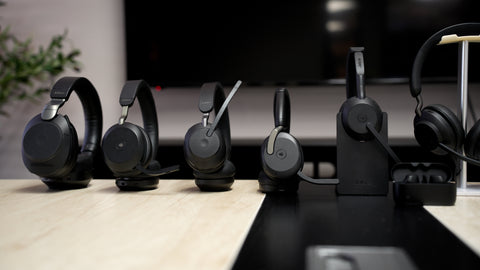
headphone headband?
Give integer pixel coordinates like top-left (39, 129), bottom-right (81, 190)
top-left (42, 76), bottom-right (102, 154)
top-left (346, 47), bottom-right (366, 99)
top-left (119, 80), bottom-right (158, 159)
top-left (410, 23), bottom-right (480, 97)
top-left (198, 82), bottom-right (231, 152)
top-left (274, 88), bottom-right (290, 132)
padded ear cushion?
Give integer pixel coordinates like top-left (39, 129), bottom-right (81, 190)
top-left (261, 132), bottom-right (303, 180)
top-left (70, 151), bottom-right (94, 181)
top-left (137, 125), bottom-right (153, 166)
top-left (340, 96), bottom-right (383, 141)
top-left (221, 159), bottom-right (236, 177)
top-left (465, 120), bottom-right (480, 159)
top-left (102, 122), bottom-right (151, 176)
top-left (193, 159), bottom-right (235, 179)
top-left (65, 118), bottom-right (79, 173)
top-left (414, 104), bottom-right (464, 155)
top-left (258, 169), bottom-right (300, 193)
top-left (146, 159), bottom-right (161, 171)
top-left (22, 114), bottom-right (78, 178)
top-left (184, 123), bottom-right (226, 173)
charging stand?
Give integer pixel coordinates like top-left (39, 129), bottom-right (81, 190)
top-left (336, 113), bottom-right (389, 195)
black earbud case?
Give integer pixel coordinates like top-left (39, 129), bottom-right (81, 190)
top-left (392, 162), bottom-right (456, 206)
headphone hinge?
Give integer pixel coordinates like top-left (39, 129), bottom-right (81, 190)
top-left (202, 113), bottom-right (210, 128)
top-left (118, 105), bottom-right (129, 125)
top-left (415, 95), bottom-right (423, 117)
top-left (41, 98), bottom-right (66, 120)
top-left (267, 126), bottom-right (283, 155)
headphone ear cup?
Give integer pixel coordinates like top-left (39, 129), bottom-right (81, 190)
top-left (340, 97), bottom-right (383, 141)
top-left (22, 114), bottom-right (78, 178)
top-left (414, 105), bottom-right (464, 155)
top-left (261, 132), bottom-right (303, 180)
top-left (465, 120), bottom-right (480, 159)
top-left (102, 122), bottom-right (152, 176)
top-left (184, 123), bottom-right (226, 173)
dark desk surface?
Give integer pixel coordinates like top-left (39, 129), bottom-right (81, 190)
top-left (233, 182), bottom-right (480, 270)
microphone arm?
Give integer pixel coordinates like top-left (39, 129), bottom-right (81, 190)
top-left (366, 122), bottom-right (401, 163)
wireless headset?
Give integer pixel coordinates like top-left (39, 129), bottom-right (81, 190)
top-left (410, 23), bottom-right (480, 167)
top-left (339, 47), bottom-right (384, 142)
top-left (336, 47), bottom-right (392, 195)
top-left (259, 88), bottom-right (338, 193)
top-left (102, 80), bottom-right (179, 190)
top-left (184, 81), bottom-right (241, 191)
top-left (22, 77), bottom-right (103, 189)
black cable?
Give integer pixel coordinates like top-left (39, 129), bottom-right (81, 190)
top-left (297, 171), bottom-right (339, 185)
top-left (438, 143), bottom-right (480, 166)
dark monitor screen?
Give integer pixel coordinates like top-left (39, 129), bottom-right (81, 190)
top-left (124, 0), bottom-right (480, 87)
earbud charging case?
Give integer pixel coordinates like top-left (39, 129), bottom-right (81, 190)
top-left (392, 162), bottom-right (456, 206)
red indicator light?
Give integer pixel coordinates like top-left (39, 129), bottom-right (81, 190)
top-left (155, 85), bottom-right (162, 91)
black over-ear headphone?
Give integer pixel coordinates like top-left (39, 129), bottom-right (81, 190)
top-left (102, 80), bottom-right (179, 191)
top-left (410, 23), bottom-right (480, 167)
top-left (184, 81), bottom-right (241, 191)
top-left (339, 47), bottom-right (383, 141)
top-left (259, 88), bottom-right (338, 193)
top-left (22, 77), bottom-right (103, 189)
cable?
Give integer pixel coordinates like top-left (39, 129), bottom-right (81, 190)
top-left (297, 171), bottom-right (339, 185)
top-left (438, 143), bottom-right (480, 166)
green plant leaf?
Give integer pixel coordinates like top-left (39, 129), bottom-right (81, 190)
top-left (0, 27), bottom-right (82, 116)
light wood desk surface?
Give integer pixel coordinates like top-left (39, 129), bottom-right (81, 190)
top-left (425, 188), bottom-right (480, 257)
top-left (0, 180), bottom-right (265, 270)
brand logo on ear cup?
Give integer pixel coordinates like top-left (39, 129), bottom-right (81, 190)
top-left (115, 140), bottom-right (127, 150)
top-left (276, 149), bottom-right (287, 160)
top-left (200, 138), bottom-right (210, 148)
top-left (357, 113), bottom-right (367, 123)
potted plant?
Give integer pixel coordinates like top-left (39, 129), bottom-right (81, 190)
top-left (0, 25), bottom-right (82, 116)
